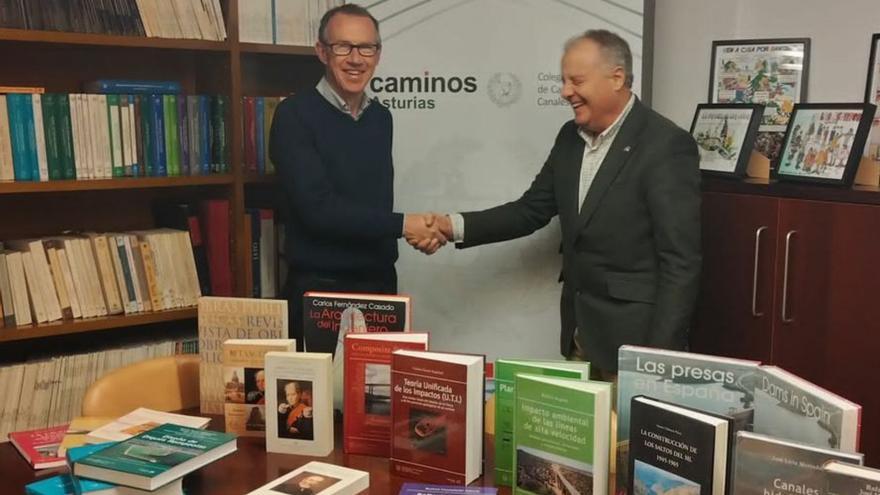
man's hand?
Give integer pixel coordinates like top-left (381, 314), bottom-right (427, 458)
top-left (404, 213), bottom-right (448, 255)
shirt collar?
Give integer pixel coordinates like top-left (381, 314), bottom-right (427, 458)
top-left (316, 77), bottom-right (373, 120)
top-left (578, 94), bottom-right (636, 148)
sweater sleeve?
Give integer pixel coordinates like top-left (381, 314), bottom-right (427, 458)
top-left (270, 100), bottom-right (404, 241)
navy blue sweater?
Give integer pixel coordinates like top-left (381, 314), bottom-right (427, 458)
top-left (269, 89), bottom-right (403, 273)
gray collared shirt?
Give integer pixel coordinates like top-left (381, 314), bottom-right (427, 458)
top-left (316, 77), bottom-right (373, 121)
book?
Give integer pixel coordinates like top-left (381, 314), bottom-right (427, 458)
top-left (343, 333), bottom-right (430, 456)
top-left (57, 416), bottom-right (115, 457)
top-left (222, 338), bottom-right (296, 437)
top-left (628, 396), bottom-right (733, 495)
top-left (494, 359), bottom-right (591, 486)
top-left (8, 424), bottom-right (68, 469)
top-left (824, 461), bottom-right (880, 495)
top-left (616, 346), bottom-right (760, 494)
top-left (399, 484), bottom-right (498, 495)
top-left (752, 365), bottom-right (861, 452)
top-left (198, 296), bottom-right (288, 414)
top-left (733, 431), bottom-right (863, 495)
top-left (390, 350), bottom-right (485, 485)
top-left (86, 407), bottom-right (209, 443)
top-left (73, 423), bottom-right (236, 491)
top-left (302, 291), bottom-right (411, 354)
top-left (513, 375), bottom-right (611, 495)
top-left (244, 461), bottom-right (369, 495)
top-left (84, 80), bottom-right (182, 94)
top-left (265, 351), bottom-right (334, 457)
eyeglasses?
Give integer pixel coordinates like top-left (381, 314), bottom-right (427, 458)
top-left (323, 42), bottom-right (381, 57)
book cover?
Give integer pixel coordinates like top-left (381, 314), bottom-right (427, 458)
top-left (343, 333), bottom-right (429, 456)
top-left (86, 407), bottom-right (209, 443)
top-left (390, 350), bottom-right (485, 485)
top-left (302, 291), bottom-right (411, 354)
top-left (733, 431), bottom-right (863, 495)
top-left (265, 352), bottom-right (334, 457)
top-left (245, 461), bottom-right (369, 495)
top-left (824, 461), bottom-right (880, 495)
top-left (399, 484), bottom-right (498, 495)
top-left (74, 423), bottom-right (236, 491)
top-left (513, 375), bottom-right (611, 495)
top-left (223, 339), bottom-right (296, 437)
top-left (198, 296), bottom-right (288, 414)
top-left (57, 416), bottom-right (114, 457)
top-left (616, 346), bottom-right (760, 495)
top-left (628, 396), bottom-right (733, 495)
top-left (25, 472), bottom-right (183, 495)
top-left (8, 424), bottom-right (68, 469)
top-left (752, 365), bottom-right (861, 453)
top-left (494, 359), bottom-right (591, 486)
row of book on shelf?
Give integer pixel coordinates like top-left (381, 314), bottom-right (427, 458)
top-left (239, 0), bottom-right (344, 46)
top-left (0, 83), bottom-right (231, 182)
top-left (0, 0), bottom-right (228, 41)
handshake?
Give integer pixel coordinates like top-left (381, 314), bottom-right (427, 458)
top-left (403, 213), bottom-right (453, 255)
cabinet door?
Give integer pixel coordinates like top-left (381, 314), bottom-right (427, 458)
top-left (691, 192), bottom-right (779, 362)
top-left (773, 198), bottom-right (880, 463)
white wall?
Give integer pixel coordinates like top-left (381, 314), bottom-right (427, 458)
top-left (653, 0), bottom-right (880, 128)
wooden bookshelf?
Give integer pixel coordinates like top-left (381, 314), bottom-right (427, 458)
top-left (0, 175), bottom-right (235, 194)
top-left (0, 27), bottom-right (230, 52)
top-left (239, 42), bottom-right (316, 56)
top-left (0, 308), bottom-right (198, 343)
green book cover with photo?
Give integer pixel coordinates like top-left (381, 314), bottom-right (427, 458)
top-left (512, 374), bottom-right (611, 495)
top-left (494, 359), bottom-right (590, 486)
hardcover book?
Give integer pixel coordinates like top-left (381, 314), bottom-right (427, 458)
top-left (494, 359), bottom-right (591, 486)
top-left (513, 375), bottom-right (611, 495)
top-left (733, 431), bottom-right (863, 495)
top-left (343, 333), bottom-right (429, 456)
top-left (222, 339), bottom-right (296, 437)
top-left (390, 350), bottom-right (484, 485)
top-left (628, 396), bottom-right (732, 495)
top-left (824, 461), bottom-right (880, 495)
top-left (198, 296), bottom-right (288, 414)
top-left (265, 352), bottom-right (334, 457)
top-left (244, 461), bottom-right (369, 495)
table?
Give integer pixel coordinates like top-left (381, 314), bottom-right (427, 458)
top-left (0, 414), bottom-right (508, 494)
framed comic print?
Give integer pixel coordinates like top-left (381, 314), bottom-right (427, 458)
top-left (863, 33), bottom-right (880, 160)
top-left (690, 103), bottom-right (763, 177)
top-left (709, 38), bottom-right (810, 132)
top-left (776, 103), bottom-right (876, 186)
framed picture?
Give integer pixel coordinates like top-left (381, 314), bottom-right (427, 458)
top-left (690, 103), bottom-right (763, 177)
top-left (863, 33), bottom-right (880, 160)
top-left (709, 38), bottom-right (810, 132)
top-left (776, 103), bottom-right (876, 186)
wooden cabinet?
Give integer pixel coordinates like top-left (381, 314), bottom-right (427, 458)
top-left (694, 179), bottom-right (880, 464)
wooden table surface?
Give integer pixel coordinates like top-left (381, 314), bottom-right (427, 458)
top-left (0, 414), bottom-right (508, 494)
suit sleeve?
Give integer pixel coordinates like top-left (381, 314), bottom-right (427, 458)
top-left (644, 131), bottom-right (702, 347)
top-left (458, 125), bottom-right (567, 247)
top-left (269, 102), bottom-right (404, 241)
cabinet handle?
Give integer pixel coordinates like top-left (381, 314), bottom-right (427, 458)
top-left (781, 230), bottom-right (797, 323)
top-left (751, 226), bottom-right (768, 317)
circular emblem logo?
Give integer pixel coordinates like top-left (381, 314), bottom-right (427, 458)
top-left (487, 72), bottom-right (522, 108)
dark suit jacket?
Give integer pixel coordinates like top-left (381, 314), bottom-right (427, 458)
top-left (459, 98), bottom-right (701, 372)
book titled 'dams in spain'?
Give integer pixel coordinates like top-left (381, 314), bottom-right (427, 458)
top-left (302, 291), bottom-right (410, 354)
top-left (390, 350), bottom-right (484, 485)
top-left (198, 296), bottom-right (288, 414)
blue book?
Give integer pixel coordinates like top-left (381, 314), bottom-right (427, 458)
top-left (7, 94), bottom-right (34, 181)
top-left (149, 94), bottom-right (167, 177)
top-left (198, 95), bottom-right (210, 175)
top-left (85, 80), bottom-right (182, 95)
top-left (255, 97), bottom-right (265, 174)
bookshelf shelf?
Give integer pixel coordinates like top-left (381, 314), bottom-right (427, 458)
top-left (0, 175), bottom-right (235, 194)
top-left (0, 307), bottom-right (198, 343)
top-left (239, 42), bottom-right (315, 56)
top-left (0, 28), bottom-right (230, 52)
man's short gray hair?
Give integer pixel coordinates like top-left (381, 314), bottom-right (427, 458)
top-left (566, 29), bottom-right (634, 88)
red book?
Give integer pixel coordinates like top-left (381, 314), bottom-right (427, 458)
top-left (343, 333), bottom-right (430, 456)
top-left (243, 96), bottom-right (257, 172)
top-left (199, 199), bottom-right (232, 296)
top-left (8, 424), bottom-right (68, 469)
top-left (390, 350), bottom-right (485, 485)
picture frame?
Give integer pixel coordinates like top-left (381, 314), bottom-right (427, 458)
top-left (775, 103), bottom-right (876, 186)
top-left (709, 38), bottom-right (810, 132)
top-left (689, 103), bottom-right (763, 177)
top-left (862, 33), bottom-right (880, 160)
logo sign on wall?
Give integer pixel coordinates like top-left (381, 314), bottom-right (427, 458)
top-left (367, 0), bottom-right (648, 358)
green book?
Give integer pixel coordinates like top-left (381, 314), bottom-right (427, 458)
top-left (106, 94), bottom-right (124, 178)
top-left (41, 94), bottom-right (61, 180)
top-left (494, 359), bottom-right (591, 486)
top-left (163, 95), bottom-right (180, 176)
top-left (513, 374), bottom-right (611, 495)
top-left (137, 95), bottom-right (152, 176)
top-left (57, 94), bottom-right (76, 179)
top-left (73, 423), bottom-right (236, 491)
top-left (211, 95), bottom-right (227, 174)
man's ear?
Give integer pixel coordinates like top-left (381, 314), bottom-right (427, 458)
top-left (315, 42), bottom-right (328, 65)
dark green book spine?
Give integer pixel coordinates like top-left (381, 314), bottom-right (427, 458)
top-left (42, 93), bottom-right (62, 180)
top-left (211, 95), bottom-right (227, 174)
top-left (57, 94), bottom-right (76, 179)
top-left (164, 94), bottom-right (180, 176)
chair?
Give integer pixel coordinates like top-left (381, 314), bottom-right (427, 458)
top-left (81, 354), bottom-right (200, 417)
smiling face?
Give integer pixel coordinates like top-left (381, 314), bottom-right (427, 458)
top-left (315, 13), bottom-right (381, 104)
top-left (560, 39), bottom-right (629, 133)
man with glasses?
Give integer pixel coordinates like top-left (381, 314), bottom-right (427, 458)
top-left (270, 4), bottom-right (444, 350)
